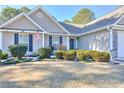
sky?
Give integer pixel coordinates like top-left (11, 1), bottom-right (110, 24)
top-left (0, 5), bottom-right (119, 21)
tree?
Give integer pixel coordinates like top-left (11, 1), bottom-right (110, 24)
top-left (64, 20), bottom-right (71, 23)
top-left (17, 7), bottom-right (30, 14)
top-left (0, 6), bottom-right (31, 22)
top-left (0, 6), bottom-right (17, 22)
top-left (64, 8), bottom-right (95, 25)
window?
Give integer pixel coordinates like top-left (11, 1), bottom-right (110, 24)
top-left (52, 36), bottom-right (59, 50)
top-left (19, 34), bottom-right (29, 48)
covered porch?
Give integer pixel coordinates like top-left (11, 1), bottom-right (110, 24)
top-left (0, 28), bottom-right (78, 54)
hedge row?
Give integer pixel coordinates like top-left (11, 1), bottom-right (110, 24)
top-left (55, 50), bottom-right (110, 62)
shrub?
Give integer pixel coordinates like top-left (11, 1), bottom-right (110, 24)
top-left (55, 50), bottom-right (64, 59)
top-left (0, 49), bottom-right (2, 58)
top-left (0, 52), bottom-right (8, 60)
top-left (77, 50), bottom-right (92, 61)
top-left (63, 50), bottom-right (76, 60)
top-left (76, 50), bottom-right (110, 62)
top-left (92, 51), bottom-right (110, 62)
top-left (9, 44), bottom-right (28, 59)
top-left (38, 47), bottom-right (52, 58)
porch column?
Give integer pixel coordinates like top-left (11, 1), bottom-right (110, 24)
top-left (109, 29), bottom-right (113, 50)
top-left (75, 38), bottom-right (78, 49)
top-left (0, 31), bottom-right (2, 50)
top-left (67, 36), bottom-right (70, 50)
top-left (42, 33), bottom-right (45, 47)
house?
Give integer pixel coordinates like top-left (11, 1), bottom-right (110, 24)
top-left (0, 6), bottom-right (124, 59)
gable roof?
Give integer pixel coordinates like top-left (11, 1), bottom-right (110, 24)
top-left (28, 6), bottom-right (71, 34)
top-left (1, 6), bottom-right (124, 35)
top-left (60, 6), bottom-right (124, 35)
top-left (0, 13), bottom-right (47, 32)
top-left (79, 6), bottom-right (124, 34)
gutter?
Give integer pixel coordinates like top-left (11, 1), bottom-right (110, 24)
top-left (78, 25), bottom-right (112, 37)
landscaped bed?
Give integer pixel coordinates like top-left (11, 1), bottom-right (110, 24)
top-left (1, 58), bottom-right (33, 65)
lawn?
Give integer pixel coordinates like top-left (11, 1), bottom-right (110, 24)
top-left (0, 61), bottom-right (124, 88)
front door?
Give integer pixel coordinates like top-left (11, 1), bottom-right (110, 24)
top-left (70, 39), bottom-right (74, 49)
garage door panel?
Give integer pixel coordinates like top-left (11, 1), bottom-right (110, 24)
top-left (118, 31), bottom-right (124, 57)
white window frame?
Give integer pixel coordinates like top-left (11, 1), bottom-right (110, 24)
top-left (19, 33), bottom-right (29, 49)
top-left (52, 36), bottom-right (60, 50)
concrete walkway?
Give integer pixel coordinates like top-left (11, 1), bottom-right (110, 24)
top-left (0, 61), bottom-right (124, 88)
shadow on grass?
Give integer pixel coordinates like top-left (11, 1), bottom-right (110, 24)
top-left (0, 62), bottom-right (124, 88)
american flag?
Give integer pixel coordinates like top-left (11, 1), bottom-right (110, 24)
top-left (36, 31), bottom-right (40, 40)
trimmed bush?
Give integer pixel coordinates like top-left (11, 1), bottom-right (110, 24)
top-left (9, 44), bottom-right (28, 59)
top-left (38, 47), bottom-right (52, 58)
top-left (0, 52), bottom-right (8, 60)
top-left (55, 50), bottom-right (64, 59)
top-left (92, 51), bottom-right (110, 62)
top-left (63, 50), bottom-right (76, 60)
top-left (77, 50), bottom-right (92, 61)
top-left (76, 50), bottom-right (110, 62)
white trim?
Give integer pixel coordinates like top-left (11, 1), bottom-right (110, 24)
top-left (28, 6), bottom-right (71, 35)
top-left (0, 13), bottom-right (47, 33)
top-left (46, 33), bottom-right (68, 36)
top-left (42, 33), bottom-right (45, 47)
top-left (114, 14), bottom-right (124, 25)
top-left (0, 31), bottom-right (2, 50)
top-left (109, 29), bottom-right (113, 50)
top-left (78, 25), bottom-right (111, 36)
top-left (75, 38), bottom-right (78, 49)
top-left (112, 24), bottom-right (124, 29)
top-left (0, 29), bottom-right (45, 33)
top-left (67, 36), bottom-right (70, 50)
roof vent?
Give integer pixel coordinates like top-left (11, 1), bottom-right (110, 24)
top-left (37, 12), bottom-right (43, 18)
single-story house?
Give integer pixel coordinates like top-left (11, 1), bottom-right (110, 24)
top-left (0, 6), bottom-right (124, 59)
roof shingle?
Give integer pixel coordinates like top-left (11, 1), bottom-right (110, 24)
top-left (59, 6), bottom-right (124, 35)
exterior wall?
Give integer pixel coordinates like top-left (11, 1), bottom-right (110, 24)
top-left (5, 16), bottom-right (39, 30)
top-left (78, 30), bottom-right (110, 51)
top-left (29, 9), bottom-right (67, 34)
top-left (0, 31), bottom-right (2, 49)
top-left (2, 32), bottom-right (14, 52)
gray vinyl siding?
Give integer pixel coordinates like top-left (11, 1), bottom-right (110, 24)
top-left (78, 30), bottom-right (110, 51)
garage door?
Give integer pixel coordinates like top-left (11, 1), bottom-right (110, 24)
top-left (118, 31), bottom-right (124, 57)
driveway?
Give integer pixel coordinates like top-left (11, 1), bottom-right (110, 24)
top-left (0, 61), bottom-right (124, 88)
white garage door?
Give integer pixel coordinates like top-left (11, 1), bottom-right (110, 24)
top-left (118, 31), bottom-right (124, 57)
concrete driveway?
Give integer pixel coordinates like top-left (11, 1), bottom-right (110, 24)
top-left (0, 61), bottom-right (124, 88)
